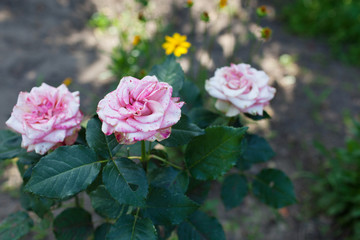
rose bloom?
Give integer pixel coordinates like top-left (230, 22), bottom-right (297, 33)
top-left (6, 83), bottom-right (83, 154)
top-left (205, 63), bottom-right (276, 116)
top-left (97, 76), bottom-right (184, 144)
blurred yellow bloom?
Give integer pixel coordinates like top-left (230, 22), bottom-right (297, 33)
top-left (219, 0), bottom-right (227, 8)
top-left (162, 33), bottom-right (191, 57)
top-left (63, 77), bottom-right (72, 86)
top-left (133, 35), bottom-right (141, 46)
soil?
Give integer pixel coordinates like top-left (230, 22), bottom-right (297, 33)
top-left (0, 0), bottom-right (359, 239)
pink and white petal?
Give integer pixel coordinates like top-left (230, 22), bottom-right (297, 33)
top-left (101, 122), bottom-right (115, 135)
top-left (215, 100), bottom-right (240, 117)
top-left (245, 104), bottom-right (264, 115)
top-left (6, 115), bottom-right (25, 134)
top-left (228, 97), bottom-right (255, 110)
top-left (160, 101), bottom-right (182, 129)
top-left (114, 120), bottom-right (138, 133)
top-left (42, 129), bottom-right (66, 143)
top-left (34, 142), bottom-right (56, 155)
top-left (154, 127), bottom-right (172, 142)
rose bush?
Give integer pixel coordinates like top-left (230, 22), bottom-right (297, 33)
top-left (97, 76), bottom-right (184, 144)
top-left (5, 83), bottom-right (82, 154)
top-left (205, 63), bottom-right (276, 116)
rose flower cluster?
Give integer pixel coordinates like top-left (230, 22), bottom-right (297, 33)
top-left (6, 63), bottom-right (275, 155)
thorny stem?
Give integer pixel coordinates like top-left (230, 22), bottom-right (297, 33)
top-left (150, 154), bottom-right (183, 170)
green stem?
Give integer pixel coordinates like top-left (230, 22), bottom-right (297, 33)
top-left (131, 208), bottom-right (140, 240)
top-left (141, 140), bottom-right (147, 171)
top-left (150, 154), bottom-right (183, 170)
top-left (75, 195), bottom-right (81, 207)
top-left (128, 156), bottom-right (141, 160)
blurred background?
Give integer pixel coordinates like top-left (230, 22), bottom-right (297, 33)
top-left (0, 0), bottom-right (360, 239)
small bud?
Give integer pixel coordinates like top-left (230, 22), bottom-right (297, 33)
top-left (261, 27), bottom-right (272, 41)
top-left (256, 5), bottom-right (268, 18)
top-left (219, 0), bottom-right (227, 8)
top-left (186, 0), bottom-right (193, 8)
top-left (200, 11), bottom-right (210, 22)
top-left (63, 77), bottom-right (72, 86)
top-left (132, 35), bottom-right (141, 46)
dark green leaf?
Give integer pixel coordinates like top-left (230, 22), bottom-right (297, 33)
top-left (106, 215), bottom-right (157, 240)
top-left (75, 127), bottom-right (87, 145)
top-left (145, 187), bottom-right (199, 225)
top-left (0, 130), bottom-right (24, 160)
top-left (53, 208), bottom-right (93, 240)
top-left (186, 179), bottom-right (211, 204)
top-left (185, 126), bottom-right (247, 180)
top-left (119, 141), bottom-right (156, 158)
top-left (188, 108), bottom-right (220, 129)
top-left (148, 167), bottom-right (189, 194)
top-left (20, 190), bottom-right (54, 218)
top-left (86, 116), bottom-right (121, 159)
top-left (252, 168), bottom-right (296, 208)
top-left (160, 115), bottom-right (205, 147)
top-left (240, 134), bottom-right (275, 164)
top-left (95, 223), bottom-right (111, 240)
top-left (90, 185), bottom-right (127, 219)
top-left (0, 211), bottom-right (33, 240)
top-left (221, 174), bottom-right (248, 209)
top-left (25, 145), bottom-right (101, 199)
top-left (179, 79), bottom-right (202, 113)
top-left (177, 211), bottom-right (225, 240)
top-left (244, 110), bottom-right (271, 121)
top-left (150, 54), bottom-right (184, 96)
top-left (103, 158), bottom-right (148, 207)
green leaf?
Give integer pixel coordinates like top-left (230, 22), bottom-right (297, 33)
top-left (90, 185), bottom-right (127, 219)
top-left (185, 126), bottom-right (247, 180)
top-left (25, 145), bottom-right (101, 199)
top-left (20, 190), bottom-right (54, 218)
top-left (103, 158), bottom-right (148, 207)
top-left (221, 174), bottom-right (248, 209)
top-left (244, 110), bottom-right (271, 121)
top-left (0, 130), bottom-right (24, 160)
top-left (150, 54), bottom-right (184, 96)
top-left (186, 179), bottom-right (211, 204)
top-left (86, 116), bottom-right (122, 159)
top-left (94, 223), bottom-right (111, 240)
top-left (240, 134), bottom-right (275, 164)
top-left (148, 167), bottom-right (189, 194)
top-left (252, 168), bottom-right (297, 208)
top-left (53, 208), bottom-right (93, 240)
top-left (106, 215), bottom-right (157, 240)
top-left (0, 211), bottom-right (33, 240)
top-left (177, 211), bottom-right (225, 240)
top-left (179, 79), bottom-right (202, 113)
top-left (188, 108), bottom-right (220, 129)
top-left (160, 115), bottom-right (205, 147)
top-left (145, 187), bottom-right (199, 225)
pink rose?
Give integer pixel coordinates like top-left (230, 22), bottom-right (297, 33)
top-left (205, 63), bottom-right (276, 116)
top-left (6, 83), bottom-right (83, 155)
top-left (97, 76), bottom-right (184, 144)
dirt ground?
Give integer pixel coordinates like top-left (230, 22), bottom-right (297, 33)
top-left (1, 0), bottom-right (359, 239)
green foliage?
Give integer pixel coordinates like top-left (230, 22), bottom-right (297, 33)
top-left (185, 126), bottom-right (247, 180)
top-left (89, 185), bottom-right (126, 219)
top-left (102, 158), bottom-right (149, 206)
top-left (150, 54), bottom-right (185, 96)
top-left (145, 187), bottom-right (199, 225)
top-left (312, 119), bottom-right (360, 239)
top-left (53, 208), bottom-right (93, 240)
top-left (239, 134), bottom-right (275, 165)
top-left (88, 12), bottom-right (112, 31)
top-left (252, 168), bottom-right (296, 209)
top-left (0, 211), bottom-right (33, 240)
top-left (0, 130), bottom-right (24, 160)
top-left (25, 145), bottom-right (101, 199)
top-left (177, 211), bottom-right (226, 240)
top-left (282, 0), bottom-right (360, 65)
top-left (148, 166), bottom-right (189, 193)
top-left (107, 215), bottom-right (157, 240)
top-left (86, 116), bottom-right (122, 159)
top-left (160, 115), bottom-right (205, 147)
top-left (221, 174), bottom-right (248, 209)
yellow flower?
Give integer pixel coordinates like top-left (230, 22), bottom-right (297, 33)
top-left (162, 33), bottom-right (191, 57)
top-left (219, 0), bottom-right (227, 8)
top-left (132, 35), bottom-right (141, 46)
top-left (63, 77), bottom-right (72, 86)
